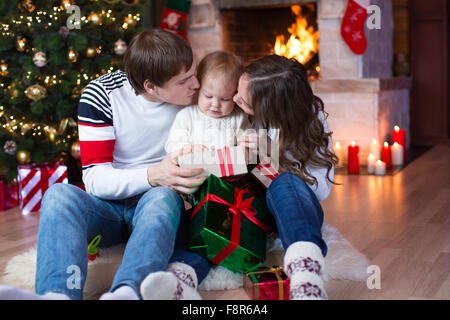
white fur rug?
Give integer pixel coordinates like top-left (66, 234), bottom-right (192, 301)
top-left (1, 222), bottom-right (369, 299)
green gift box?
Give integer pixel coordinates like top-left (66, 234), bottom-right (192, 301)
top-left (188, 174), bottom-right (271, 273)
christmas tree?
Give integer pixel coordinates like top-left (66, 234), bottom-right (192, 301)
top-left (0, 0), bottom-right (148, 183)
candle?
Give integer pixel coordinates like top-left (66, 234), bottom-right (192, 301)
top-left (334, 141), bottom-right (344, 167)
top-left (347, 141), bottom-right (360, 174)
top-left (381, 142), bottom-right (392, 169)
top-left (375, 160), bottom-right (386, 176)
top-left (391, 142), bottom-right (404, 166)
top-left (367, 153), bottom-right (376, 174)
top-left (392, 125), bottom-right (406, 163)
top-left (369, 139), bottom-right (381, 160)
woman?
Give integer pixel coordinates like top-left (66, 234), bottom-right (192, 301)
top-left (234, 55), bottom-right (339, 300)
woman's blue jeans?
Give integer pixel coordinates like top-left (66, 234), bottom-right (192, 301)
top-left (35, 183), bottom-right (210, 300)
top-left (266, 172), bottom-right (328, 257)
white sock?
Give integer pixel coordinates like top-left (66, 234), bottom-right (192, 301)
top-left (140, 262), bottom-right (201, 300)
top-left (284, 241), bottom-right (328, 300)
top-left (0, 285), bottom-right (70, 300)
top-left (99, 285), bottom-right (139, 300)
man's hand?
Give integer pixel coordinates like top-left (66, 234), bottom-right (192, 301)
top-left (147, 148), bottom-right (206, 194)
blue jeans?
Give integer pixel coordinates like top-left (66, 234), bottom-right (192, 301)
top-left (35, 183), bottom-right (210, 300)
top-left (266, 172), bottom-right (328, 257)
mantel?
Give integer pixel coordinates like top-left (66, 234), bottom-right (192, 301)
top-left (219, 0), bottom-right (316, 9)
top-left (311, 77), bottom-right (413, 93)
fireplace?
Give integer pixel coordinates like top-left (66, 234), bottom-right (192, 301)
top-left (187, 0), bottom-right (412, 165)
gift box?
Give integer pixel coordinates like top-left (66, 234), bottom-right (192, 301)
top-left (178, 146), bottom-right (247, 178)
top-left (0, 178), bottom-right (19, 212)
top-left (188, 174), bottom-right (271, 273)
top-left (250, 158), bottom-right (279, 188)
top-left (17, 162), bottom-right (68, 215)
top-left (244, 266), bottom-right (290, 300)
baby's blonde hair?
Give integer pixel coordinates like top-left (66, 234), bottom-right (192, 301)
top-left (196, 51), bottom-right (244, 90)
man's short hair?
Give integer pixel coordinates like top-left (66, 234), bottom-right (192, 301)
top-left (124, 28), bottom-right (193, 95)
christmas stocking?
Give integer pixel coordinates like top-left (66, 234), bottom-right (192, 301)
top-left (160, 0), bottom-right (191, 41)
top-left (340, 0), bottom-right (371, 55)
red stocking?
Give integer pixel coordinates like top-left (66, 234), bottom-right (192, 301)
top-left (340, 0), bottom-right (370, 55)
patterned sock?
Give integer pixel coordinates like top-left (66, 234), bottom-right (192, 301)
top-left (284, 241), bottom-right (328, 300)
top-left (140, 262), bottom-right (201, 300)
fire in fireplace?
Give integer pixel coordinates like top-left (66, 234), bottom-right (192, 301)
top-left (220, 2), bottom-right (320, 79)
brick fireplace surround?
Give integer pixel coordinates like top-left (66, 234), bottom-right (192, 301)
top-left (186, 0), bottom-right (411, 164)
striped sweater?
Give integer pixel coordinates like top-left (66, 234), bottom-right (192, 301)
top-left (78, 71), bottom-right (182, 200)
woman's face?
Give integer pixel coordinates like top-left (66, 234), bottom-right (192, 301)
top-left (233, 74), bottom-right (254, 115)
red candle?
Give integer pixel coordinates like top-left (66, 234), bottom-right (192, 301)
top-left (381, 142), bottom-right (392, 169)
top-left (392, 125), bottom-right (406, 163)
top-left (347, 141), bottom-right (360, 174)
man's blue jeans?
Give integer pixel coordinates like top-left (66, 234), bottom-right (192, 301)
top-left (266, 172), bottom-right (328, 257)
top-left (35, 183), bottom-right (210, 300)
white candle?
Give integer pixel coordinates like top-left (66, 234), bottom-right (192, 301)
top-left (375, 160), bottom-right (386, 176)
top-left (369, 138), bottom-right (381, 160)
top-left (391, 142), bottom-right (404, 166)
top-left (367, 153), bottom-right (376, 174)
top-left (334, 142), bottom-right (344, 167)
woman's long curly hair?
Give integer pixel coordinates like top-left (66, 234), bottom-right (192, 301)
top-left (245, 55), bottom-right (339, 187)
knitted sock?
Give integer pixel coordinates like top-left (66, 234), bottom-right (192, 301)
top-left (99, 285), bottom-right (139, 300)
top-left (0, 285), bottom-right (70, 300)
top-left (140, 262), bottom-right (201, 300)
top-left (284, 241), bottom-right (328, 300)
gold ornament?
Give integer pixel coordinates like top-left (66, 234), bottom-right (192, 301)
top-left (88, 12), bottom-right (102, 25)
top-left (33, 51), bottom-right (47, 67)
top-left (114, 39), bottom-right (127, 55)
top-left (25, 84), bottom-right (47, 101)
top-left (86, 47), bottom-right (96, 58)
top-left (17, 150), bottom-right (31, 164)
top-left (16, 37), bottom-right (27, 52)
top-left (68, 48), bottom-right (78, 63)
top-left (122, 15), bottom-right (137, 29)
top-left (61, 0), bottom-right (73, 10)
top-left (71, 140), bottom-right (81, 159)
top-left (9, 87), bottom-right (19, 99)
top-left (18, 0), bottom-right (36, 12)
top-left (0, 61), bottom-right (8, 76)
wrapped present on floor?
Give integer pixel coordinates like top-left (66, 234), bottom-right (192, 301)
top-left (244, 266), bottom-right (290, 300)
top-left (250, 158), bottom-right (279, 189)
top-left (0, 178), bottom-right (19, 212)
top-left (17, 162), bottom-right (68, 215)
top-left (178, 146), bottom-right (247, 178)
top-left (188, 174), bottom-right (271, 273)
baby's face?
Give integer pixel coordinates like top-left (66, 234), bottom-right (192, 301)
top-left (197, 76), bottom-right (236, 119)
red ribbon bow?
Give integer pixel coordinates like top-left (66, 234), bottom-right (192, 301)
top-left (190, 188), bottom-right (269, 265)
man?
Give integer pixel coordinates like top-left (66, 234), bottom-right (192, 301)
top-left (0, 28), bottom-right (210, 300)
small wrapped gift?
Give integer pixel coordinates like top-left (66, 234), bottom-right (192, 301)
top-left (188, 174), bottom-right (271, 273)
top-left (0, 178), bottom-right (19, 212)
top-left (244, 266), bottom-right (290, 300)
top-left (250, 158), bottom-right (279, 188)
top-left (17, 162), bottom-right (68, 215)
top-left (178, 146), bottom-right (247, 178)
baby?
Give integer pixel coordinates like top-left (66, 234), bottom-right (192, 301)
top-left (165, 51), bottom-right (251, 155)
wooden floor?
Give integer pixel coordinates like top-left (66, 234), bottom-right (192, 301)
top-left (1, 145), bottom-right (449, 300)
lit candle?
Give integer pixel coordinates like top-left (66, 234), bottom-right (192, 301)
top-left (391, 142), bottom-right (404, 166)
top-left (367, 153), bottom-right (376, 174)
top-left (375, 160), bottom-right (386, 176)
top-left (347, 141), bottom-right (360, 175)
top-left (392, 125), bottom-right (406, 163)
top-left (334, 142), bottom-right (344, 167)
top-left (369, 138), bottom-right (381, 160)
top-left (381, 142), bottom-right (392, 169)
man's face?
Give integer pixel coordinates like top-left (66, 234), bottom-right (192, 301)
top-left (146, 62), bottom-right (200, 105)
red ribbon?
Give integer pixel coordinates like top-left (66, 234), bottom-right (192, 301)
top-left (216, 147), bottom-right (234, 177)
top-left (190, 188), bottom-right (270, 265)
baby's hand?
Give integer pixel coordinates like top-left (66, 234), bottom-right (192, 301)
top-left (180, 144), bottom-right (209, 155)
